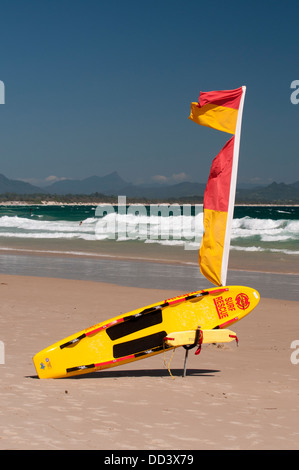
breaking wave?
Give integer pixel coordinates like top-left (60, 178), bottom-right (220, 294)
top-left (0, 206), bottom-right (298, 254)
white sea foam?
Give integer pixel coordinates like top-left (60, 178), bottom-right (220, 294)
top-left (231, 217), bottom-right (299, 242)
top-left (0, 212), bottom-right (298, 254)
top-left (231, 245), bottom-right (299, 256)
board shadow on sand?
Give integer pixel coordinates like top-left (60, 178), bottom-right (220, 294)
top-left (27, 368), bottom-right (220, 380)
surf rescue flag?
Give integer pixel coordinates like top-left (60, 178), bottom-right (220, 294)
top-left (189, 86), bottom-right (246, 286)
top-left (188, 87), bottom-right (244, 134)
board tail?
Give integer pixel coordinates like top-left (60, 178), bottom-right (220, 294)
top-left (164, 328), bottom-right (238, 348)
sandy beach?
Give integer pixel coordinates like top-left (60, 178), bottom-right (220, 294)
top-left (1, 0), bottom-right (299, 454)
top-left (0, 269), bottom-right (299, 450)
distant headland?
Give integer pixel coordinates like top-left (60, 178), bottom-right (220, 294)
top-left (0, 172), bottom-right (299, 205)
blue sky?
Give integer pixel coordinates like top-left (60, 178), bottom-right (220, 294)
top-left (0, 0), bottom-right (298, 187)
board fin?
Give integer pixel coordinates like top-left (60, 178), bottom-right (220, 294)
top-left (164, 328), bottom-right (238, 348)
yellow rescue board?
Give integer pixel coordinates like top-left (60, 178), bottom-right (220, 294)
top-left (33, 285), bottom-right (260, 379)
top-left (164, 328), bottom-right (237, 347)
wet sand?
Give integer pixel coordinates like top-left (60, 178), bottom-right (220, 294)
top-left (1, 237), bottom-right (299, 275)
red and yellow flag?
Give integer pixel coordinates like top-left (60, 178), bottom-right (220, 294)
top-left (189, 86), bottom-right (246, 286)
top-left (188, 87), bottom-right (243, 134)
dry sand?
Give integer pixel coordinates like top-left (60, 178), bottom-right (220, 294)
top-left (0, 273), bottom-right (299, 450)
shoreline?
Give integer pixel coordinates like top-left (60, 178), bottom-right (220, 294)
top-left (0, 203), bottom-right (298, 278)
top-left (0, 247), bottom-right (298, 301)
top-left (0, 241), bottom-right (298, 275)
top-left (1, 200), bottom-right (299, 207)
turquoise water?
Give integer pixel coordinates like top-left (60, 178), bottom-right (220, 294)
top-left (0, 204), bottom-right (298, 299)
top-left (0, 204), bottom-right (298, 256)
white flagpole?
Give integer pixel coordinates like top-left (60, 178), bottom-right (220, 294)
top-left (220, 86), bottom-right (246, 286)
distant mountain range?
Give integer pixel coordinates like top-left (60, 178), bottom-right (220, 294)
top-left (0, 173), bottom-right (42, 194)
top-left (0, 171), bottom-right (299, 203)
top-left (45, 171), bottom-right (128, 196)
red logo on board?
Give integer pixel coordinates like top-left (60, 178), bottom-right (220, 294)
top-left (213, 296), bottom-right (228, 319)
top-left (235, 293), bottom-right (250, 310)
top-left (213, 295), bottom-right (237, 320)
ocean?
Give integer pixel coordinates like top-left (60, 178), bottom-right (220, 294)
top-left (0, 204), bottom-right (298, 300)
top-left (0, 204), bottom-right (298, 256)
